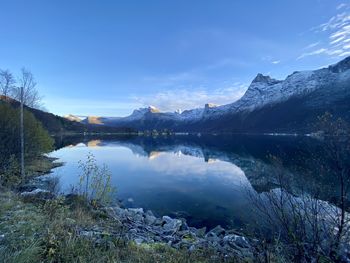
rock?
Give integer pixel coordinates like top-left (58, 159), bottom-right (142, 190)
top-left (128, 208), bottom-right (144, 214)
top-left (134, 238), bottom-right (144, 245)
top-left (223, 234), bottom-right (251, 249)
top-left (208, 225), bottom-right (225, 237)
top-left (145, 210), bottom-right (155, 217)
top-left (129, 228), bottom-right (138, 234)
top-left (179, 218), bottom-right (189, 231)
top-left (189, 244), bottom-right (196, 252)
top-left (80, 230), bottom-right (96, 238)
top-left (114, 207), bottom-right (127, 218)
top-left (162, 216), bottom-right (182, 235)
top-left (0, 234), bottom-right (5, 244)
top-left (205, 232), bottom-right (220, 242)
top-left (190, 226), bottom-right (206, 238)
top-left (17, 184), bottom-right (37, 192)
top-left (127, 208), bottom-right (144, 223)
top-left (154, 217), bottom-right (163, 226)
top-left (145, 210), bottom-right (157, 225)
top-left (20, 188), bottom-right (54, 201)
top-left (180, 231), bottom-right (197, 243)
top-left (145, 214), bottom-right (157, 225)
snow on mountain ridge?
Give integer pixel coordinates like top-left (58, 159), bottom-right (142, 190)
top-left (68, 56), bottom-right (350, 125)
top-left (204, 60), bottom-right (350, 118)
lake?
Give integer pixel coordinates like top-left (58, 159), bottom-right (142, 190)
top-left (49, 134), bottom-right (341, 232)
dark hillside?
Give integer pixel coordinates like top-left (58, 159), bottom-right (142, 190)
top-left (0, 96), bottom-right (136, 134)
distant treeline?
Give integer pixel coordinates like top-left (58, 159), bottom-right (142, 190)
top-left (0, 96), bottom-right (137, 135)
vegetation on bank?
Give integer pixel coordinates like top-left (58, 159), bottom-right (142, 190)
top-left (0, 101), bottom-right (54, 187)
top-left (0, 190), bottom-right (225, 263)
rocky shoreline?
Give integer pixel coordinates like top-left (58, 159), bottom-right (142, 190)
top-left (21, 172), bottom-right (256, 261)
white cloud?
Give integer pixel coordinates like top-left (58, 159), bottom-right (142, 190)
top-left (304, 42), bottom-right (320, 49)
top-left (132, 84), bottom-right (247, 112)
top-left (298, 6), bottom-right (350, 60)
top-left (261, 56), bottom-right (281, 65)
top-left (297, 48), bottom-right (328, 60)
top-left (337, 3), bottom-right (348, 10)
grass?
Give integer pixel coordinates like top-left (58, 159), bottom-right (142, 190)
top-left (0, 189), bottom-right (242, 263)
top-left (25, 156), bottom-right (63, 178)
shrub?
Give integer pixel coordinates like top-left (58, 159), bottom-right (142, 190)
top-left (78, 152), bottom-right (116, 207)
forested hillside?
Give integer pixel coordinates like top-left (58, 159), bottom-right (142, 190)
top-left (0, 96), bottom-right (136, 134)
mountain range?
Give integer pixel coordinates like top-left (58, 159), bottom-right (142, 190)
top-left (68, 56), bottom-right (350, 133)
top-left (0, 96), bottom-right (135, 135)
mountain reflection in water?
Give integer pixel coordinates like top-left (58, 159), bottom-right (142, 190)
top-left (50, 134), bottom-right (347, 231)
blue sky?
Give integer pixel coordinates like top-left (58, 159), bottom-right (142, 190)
top-left (0, 0), bottom-right (349, 116)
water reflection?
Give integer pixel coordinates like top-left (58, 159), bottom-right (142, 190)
top-left (50, 134), bottom-right (347, 230)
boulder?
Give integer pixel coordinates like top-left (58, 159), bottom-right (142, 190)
top-left (145, 213), bottom-right (157, 225)
top-left (223, 234), bottom-right (251, 249)
top-left (127, 208), bottom-right (144, 223)
top-left (20, 188), bottom-right (54, 201)
top-left (162, 216), bottom-right (182, 235)
top-left (190, 226), bottom-right (206, 238)
top-left (208, 225), bottom-right (225, 237)
top-left (134, 238), bottom-right (144, 245)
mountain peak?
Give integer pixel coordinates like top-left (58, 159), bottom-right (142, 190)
top-left (205, 103), bottom-right (217, 109)
top-left (251, 73), bottom-right (280, 85)
top-left (329, 56), bottom-right (350, 73)
top-left (148, 105), bottom-right (160, 113)
top-left (252, 73), bottom-right (270, 83)
top-left (64, 114), bottom-right (82, 122)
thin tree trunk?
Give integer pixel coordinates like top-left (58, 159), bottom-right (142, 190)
top-left (20, 86), bottom-right (25, 178)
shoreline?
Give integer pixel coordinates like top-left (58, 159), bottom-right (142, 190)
top-left (18, 156), bottom-right (257, 261)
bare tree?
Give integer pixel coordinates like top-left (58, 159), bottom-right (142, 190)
top-left (12, 68), bottom-right (42, 179)
top-left (13, 68), bottom-right (42, 109)
top-left (249, 114), bottom-right (350, 262)
top-left (0, 69), bottom-right (15, 99)
top-left (314, 113), bottom-right (350, 253)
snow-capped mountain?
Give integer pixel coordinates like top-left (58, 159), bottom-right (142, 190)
top-left (201, 57), bottom-right (350, 119)
top-left (66, 56), bottom-right (350, 133)
top-left (64, 114), bottom-right (83, 122)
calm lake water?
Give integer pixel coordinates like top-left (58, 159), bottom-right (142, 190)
top-left (49, 134), bottom-right (339, 231)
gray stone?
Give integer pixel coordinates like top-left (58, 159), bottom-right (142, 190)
top-left (179, 218), bottom-right (189, 231)
top-left (128, 208), bottom-right (144, 214)
top-left (205, 232), bottom-right (220, 242)
top-left (134, 238), bottom-right (144, 245)
top-left (208, 225), bottom-right (225, 237)
top-left (145, 214), bottom-right (157, 225)
top-left (190, 226), bottom-right (206, 238)
top-left (145, 210), bottom-right (155, 217)
top-left (162, 216), bottom-right (182, 235)
top-left (20, 188), bottom-right (54, 200)
top-left (223, 234), bottom-right (250, 249)
top-left (129, 228), bottom-right (138, 234)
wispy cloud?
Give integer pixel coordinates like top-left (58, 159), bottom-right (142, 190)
top-left (304, 42), bottom-right (320, 50)
top-left (297, 48), bottom-right (328, 60)
top-left (132, 83), bottom-right (247, 112)
top-left (261, 56), bottom-right (281, 65)
top-left (337, 3), bottom-right (348, 10)
top-left (298, 4), bottom-right (350, 60)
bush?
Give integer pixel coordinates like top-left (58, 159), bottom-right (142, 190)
top-left (0, 101), bottom-right (54, 186)
top-left (78, 152), bottom-right (116, 207)
top-left (0, 155), bottom-right (21, 187)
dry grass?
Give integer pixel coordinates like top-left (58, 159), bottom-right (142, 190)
top-left (0, 190), bottom-right (241, 263)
